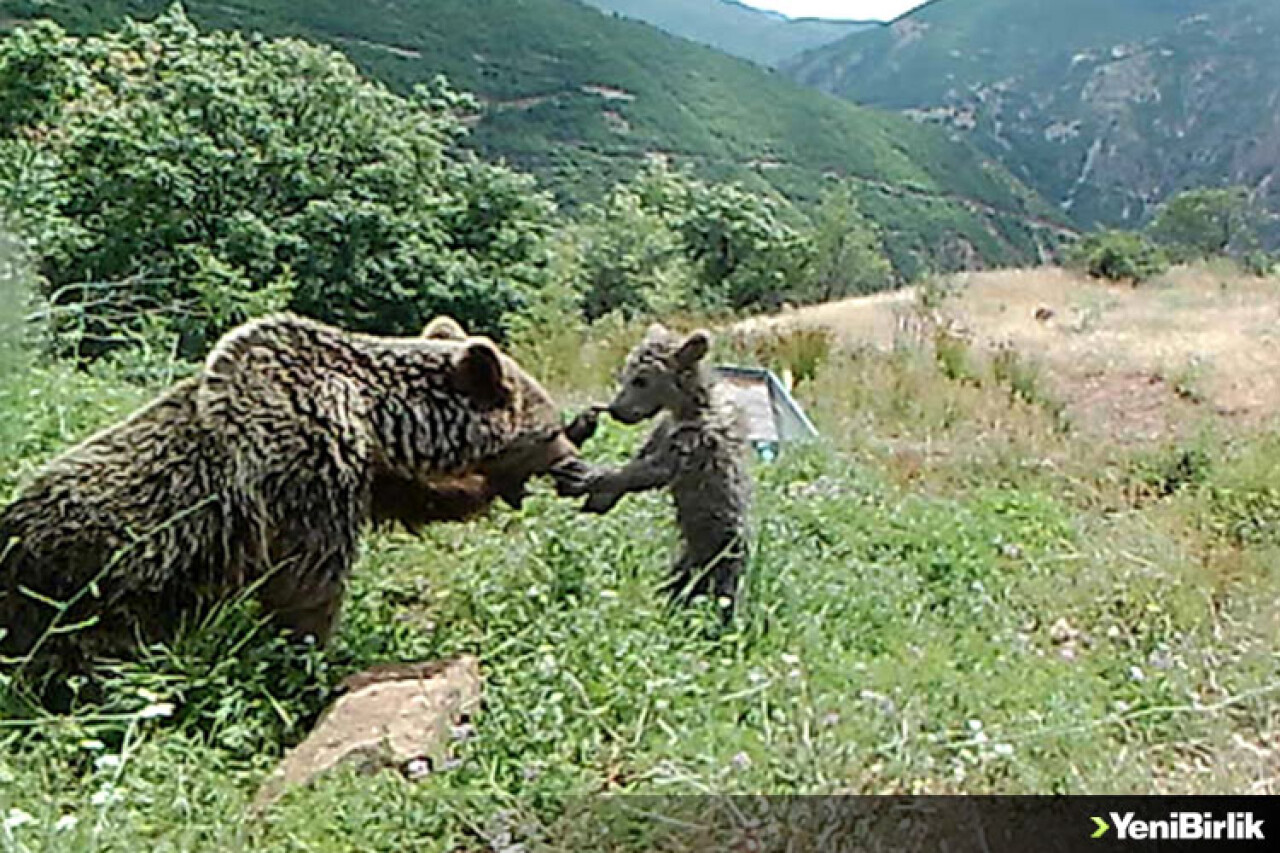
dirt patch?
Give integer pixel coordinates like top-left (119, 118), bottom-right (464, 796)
top-left (734, 287), bottom-right (918, 350)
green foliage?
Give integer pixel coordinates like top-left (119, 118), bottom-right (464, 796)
top-left (569, 163), bottom-right (822, 318)
top-left (1148, 187), bottom-right (1257, 262)
top-left (723, 325), bottom-right (834, 387)
top-left (572, 182), bottom-right (695, 320)
top-left (0, 7), bottom-right (558, 357)
top-left (0, 0), bottom-right (1060, 279)
top-left (0, 231), bottom-right (30, 373)
top-left (1066, 230), bottom-right (1169, 284)
top-left (629, 163), bottom-right (812, 311)
top-left (990, 344), bottom-right (1066, 427)
top-left (94, 598), bottom-right (333, 760)
top-left (1129, 439), bottom-right (1214, 500)
top-left (1242, 250), bottom-right (1276, 278)
top-left (794, 180), bottom-right (895, 302)
top-left (1194, 436), bottom-right (1280, 547)
top-left (0, 18), bottom-right (75, 134)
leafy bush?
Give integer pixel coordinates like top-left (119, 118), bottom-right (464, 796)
top-left (1147, 187), bottom-right (1256, 263)
top-left (1066, 230), bottom-right (1169, 284)
top-left (793, 180), bottom-right (894, 302)
top-left (1242, 250), bottom-right (1276, 278)
top-left (724, 325), bottom-right (833, 386)
top-left (571, 185), bottom-right (696, 320)
top-left (628, 162), bottom-right (812, 312)
top-left (0, 8), bottom-right (558, 357)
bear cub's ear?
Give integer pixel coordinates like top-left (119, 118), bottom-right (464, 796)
top-left (675, 330), bottom-right (711, 369)
top-left (452, 340), bottom-right (511, 407)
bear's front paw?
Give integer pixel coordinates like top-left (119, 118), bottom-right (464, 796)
top-left (549, 457), bottom-right (594, 497)
top-left (582, 487), bottom-right (623, 515)
top-left (564, 405), bottom-right (606, 447)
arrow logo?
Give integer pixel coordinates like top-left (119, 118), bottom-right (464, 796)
top-left (1091, 816), bottom-right (1110, 839)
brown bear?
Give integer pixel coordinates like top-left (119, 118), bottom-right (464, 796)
top-left (0, 313), bottom-right (577, 675)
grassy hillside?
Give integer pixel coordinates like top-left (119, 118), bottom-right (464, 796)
top-left (2, 263), bottom-right (1279, 849)
top-left (582, 0), bottom-right (875, 67)
top-left (0, 0), bottom-right (1068, 276)
top-left (787, 0), bottom-right (1280, 235)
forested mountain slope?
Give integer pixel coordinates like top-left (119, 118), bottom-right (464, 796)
top-left (582, 0), bottom-right (874, 67)
top-left (788, 0), bottom-right (1280, 235)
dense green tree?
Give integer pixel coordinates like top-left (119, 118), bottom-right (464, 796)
top-left (797, 180), bottom-right (894, 302)
top-left (0, 6), bottom-right (557, 357)
top-left (1066, 230), bottom-right (1169, 284)
top-left (573, 186), bottom-right (695, 321)
top-left (1147, 187), bottom-right (1256, 262)
top-left (630, 162), bottom-right (810, 311)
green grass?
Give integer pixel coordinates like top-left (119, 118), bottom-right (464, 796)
top-left (1, 293), bottom-right (1278, 849)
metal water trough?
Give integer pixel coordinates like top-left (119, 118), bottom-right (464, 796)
top-left (715, 365), bottom-right (819, 461)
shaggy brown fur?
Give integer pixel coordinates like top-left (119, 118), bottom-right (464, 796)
top-left (554, 325), bottom-right (751, 611)
top-left (0, 314), bottom-right (576, 673)
top-left (369, 315), bottom-right (547, 529)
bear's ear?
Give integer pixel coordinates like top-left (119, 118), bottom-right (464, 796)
top-left (644, 322), bottom-right (670, 342)
top-left (423, 316), bottom-right (467, 341)
top-left (675, 329), bottom-right (711, 369)
top-left (452, 340), bottom-right (510, 406)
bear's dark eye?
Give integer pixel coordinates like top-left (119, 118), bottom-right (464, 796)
top-left (632, 375), bottom-right (649, 390)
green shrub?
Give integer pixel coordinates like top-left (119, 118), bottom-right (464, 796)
top-left (1066, 230), bottom-right (1169, 284)
top-left (1242, 250), bottom-right (1276, 278)
top-left (793, 180), bottom-right (894, 303)
top-left (0, 9), bottom-right (558, 358)
top-left (1147, 187), bottom-right (1256, 263)
top-left (726, 325), bottom-right (833, 386)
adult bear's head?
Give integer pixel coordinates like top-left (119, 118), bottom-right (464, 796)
top-left (197, 314), bottom-right (576, 512)
top-left (374, 315), bottom-right (578, 515)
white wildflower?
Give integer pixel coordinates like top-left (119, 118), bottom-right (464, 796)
top-left (138, 702), bottom-right (175, 720)
top-left (90, 786), bottom-right (119, 808)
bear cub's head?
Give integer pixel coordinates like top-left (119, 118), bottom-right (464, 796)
top-left (607, 323), bottom-right (712, 424)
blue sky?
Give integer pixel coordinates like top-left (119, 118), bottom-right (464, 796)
top-left (740, 1), bottom-right (930, 21)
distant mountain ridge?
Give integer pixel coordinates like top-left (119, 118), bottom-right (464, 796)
top-left (0, 0), bottom-right (1066, 277)
top-left (581, 0), bottom-right (877, 67)
top-left (786, 0), bottom-right (1280, 238)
